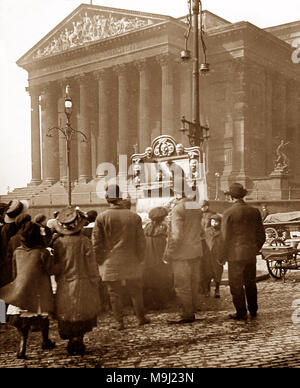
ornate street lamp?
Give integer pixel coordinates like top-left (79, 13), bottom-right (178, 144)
top-left (179, 0), bottom-right (210, 147)
top-left (48, 85), bottom-right (87, 205)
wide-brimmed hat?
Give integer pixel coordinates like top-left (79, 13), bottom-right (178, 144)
top-left (4, 200), bottom-right (29, 224)
top-left (149, 206), bottom-right (168, 221)
top-left (225, 183), bottom-right (248, 199)
top-left (55, 206), bottom-right (87, 235)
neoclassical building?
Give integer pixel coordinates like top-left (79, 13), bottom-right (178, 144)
top-left (9, 3), bottom-right (300, 205)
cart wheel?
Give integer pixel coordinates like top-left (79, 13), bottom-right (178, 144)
top-left (266, 258), bottom-right (288, 279)
top-left (265, 227), bottom-right (278, 244)
top-left (266, 238), bottom-right (288, 279)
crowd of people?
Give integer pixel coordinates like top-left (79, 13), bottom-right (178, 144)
top-left (0, 182), bottom-right (265, 358)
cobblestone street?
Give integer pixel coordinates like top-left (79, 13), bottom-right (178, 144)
top-left (1, 261), bottom-right (300, 369)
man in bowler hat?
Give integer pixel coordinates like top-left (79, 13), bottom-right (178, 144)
top-left (222, 183), bottom-right (265, 320)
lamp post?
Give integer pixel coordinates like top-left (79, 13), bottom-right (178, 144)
top-left (215, 172), bottom-right (220, 200)
top-left (179, 0), bottom-right (209, 147)
top-left (47, 85), bottom-right (87, 206)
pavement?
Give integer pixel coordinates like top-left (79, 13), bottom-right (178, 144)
top-left (1, 256), bottom-right (300, 369)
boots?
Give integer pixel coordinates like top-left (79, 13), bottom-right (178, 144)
top-left (67, 336), bottom-right (85, 356)
top-left (17, 327), bottom-right (29, 359)
top-left (41, 318), bottom-right (56, 350)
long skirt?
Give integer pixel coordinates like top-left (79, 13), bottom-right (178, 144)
top-left (58, 317), bottom-right (97, 340)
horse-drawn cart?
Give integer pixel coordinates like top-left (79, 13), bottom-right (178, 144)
top-left (263, 211), bottom-right (300, 242)
top-left (261, 238), bottom-right (300, 281)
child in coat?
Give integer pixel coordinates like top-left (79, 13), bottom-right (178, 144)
top-left (0, 221), bottom-right (55, 359)
top-left (205, 214), bottom-right (225, 298)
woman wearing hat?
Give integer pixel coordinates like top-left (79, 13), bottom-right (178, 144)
top-left (34, 213), bottom-right (52, 247)
top-left (0, 221), bottom-right (56, 359)
top-left (0, 200), bottom-right (29, 288)
top-left (52, 206), bottom-right (101, 356)
top-left (143, 206), bottom-right (174, 310)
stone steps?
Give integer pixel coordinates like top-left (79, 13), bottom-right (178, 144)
top-left (0, 182), bottom-right (53, 203)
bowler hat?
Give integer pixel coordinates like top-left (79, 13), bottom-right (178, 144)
top-left (4, 200), bottom-right (29, 224)
top-left (55, 206), bottom-right (87, 235)
top-left (227, 183), bottom-right (247, 199)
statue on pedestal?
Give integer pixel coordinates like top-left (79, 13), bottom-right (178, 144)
top-left (273, 140), bottom-right (289, 173)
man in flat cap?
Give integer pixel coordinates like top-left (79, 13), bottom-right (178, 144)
top-left (222, 183), bottom-right (265, 320)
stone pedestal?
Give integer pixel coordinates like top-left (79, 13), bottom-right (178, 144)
top-left (269, 171), bottom-right (290, 199)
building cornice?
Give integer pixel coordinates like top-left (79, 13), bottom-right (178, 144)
top-left (207, 21), bottom-right (295, 52)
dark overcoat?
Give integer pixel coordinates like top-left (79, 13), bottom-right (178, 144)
top-left (205, 226), bottom-right (225, 282)
top-left (221, 199), bottom-right (266, 262)
top-left (0, 223), bottom-right (18, 287)
top-left (92, 204), bottom-right (146, 282)
top-left (143, 222), bottom-right (172, 289)
top-left (53, 233), bottom-right (101, 322)
top-left (0, 245), bottom-right (54, 313)
top-left (166, 198), bottom-right (205, 260)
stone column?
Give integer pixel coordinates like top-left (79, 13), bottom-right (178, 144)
top-left (114, 64), bottom-right (130, 160)
top-left (40, 83), bottom-right (59, 184)
top-left (158, 54), bottom-right (175, 137)
top-left (28, 85), bottom-right (41, 185)
top-left (115, 64), bottom-right (130, 157)
top-left (112, 64), bottom-right (131, 183)
top-left (95, 69), bottom-right (112, 169)
top-left (231, 59), bottom-right (248, 185)
top-left (77, 75), bottom-right (91, 183)
top-left (136, 59), bottom-right (151, 152)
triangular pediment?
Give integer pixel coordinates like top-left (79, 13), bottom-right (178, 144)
top-left (18, 3), bottom-right (169, 65)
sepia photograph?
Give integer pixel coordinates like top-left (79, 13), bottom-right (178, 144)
top-left (0, 0), bottom-right (300, 372)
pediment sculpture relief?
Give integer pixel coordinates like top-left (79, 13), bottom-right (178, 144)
top-left (34, 11), bottom-right (153, 59)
